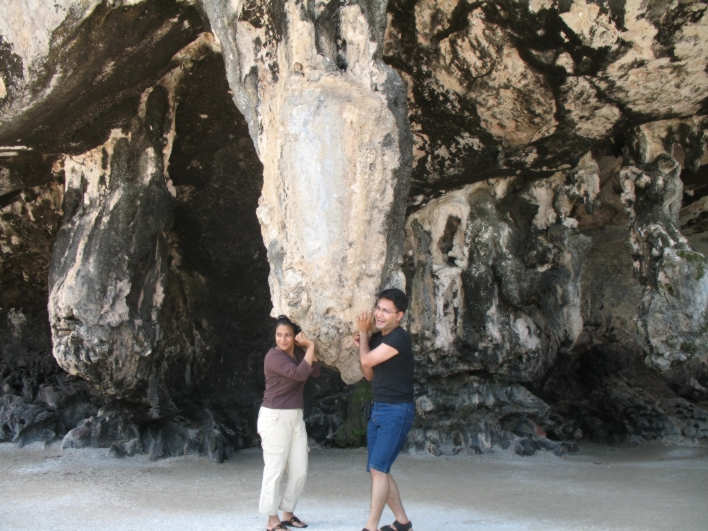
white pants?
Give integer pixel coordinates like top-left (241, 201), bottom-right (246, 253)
top-left (257, 406), bottom-right (309, 516)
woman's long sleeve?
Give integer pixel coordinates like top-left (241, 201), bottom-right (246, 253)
top-left (265, 349), bottom-right (313, 382)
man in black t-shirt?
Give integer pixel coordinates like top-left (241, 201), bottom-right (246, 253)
top-left (353, 288), bottom-right (415, 531)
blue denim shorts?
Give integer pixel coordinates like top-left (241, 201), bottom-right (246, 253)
top-left (366, 402), bottom-right (415, 473)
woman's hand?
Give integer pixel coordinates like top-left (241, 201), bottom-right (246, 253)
top-left (295, 331), bottom-right (313, 348)
top-left (356, 310), bottom-right (373, 333)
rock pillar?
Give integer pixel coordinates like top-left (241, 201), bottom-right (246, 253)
top-left (201, 0), bottom-right (412, 382)
top-left (47, 36), bottom-right (218, 415)
top-left (620, 123), bottom-right (708, 370)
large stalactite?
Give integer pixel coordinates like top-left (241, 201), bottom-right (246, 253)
top-left (201, 0), bottom-right (413, 382)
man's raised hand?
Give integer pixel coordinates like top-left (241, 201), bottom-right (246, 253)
top-left (356, 311), bottom-right (373, 333)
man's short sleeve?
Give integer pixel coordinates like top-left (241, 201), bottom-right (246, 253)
top-left (380, 328), bottom-right (407, 354)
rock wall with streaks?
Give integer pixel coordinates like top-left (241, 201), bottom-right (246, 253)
top-left (1, 0), bottom-right (708, 458)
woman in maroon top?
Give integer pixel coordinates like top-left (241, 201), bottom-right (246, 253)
top-left (258, 315), bottom-right (320, 531)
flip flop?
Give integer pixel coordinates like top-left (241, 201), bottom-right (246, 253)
top-left (267, 525), bottom-right (288, 531)
top-left (380, 520), bottom-right (413, 531)
top-left (281, 516), bottom-right (308, 528)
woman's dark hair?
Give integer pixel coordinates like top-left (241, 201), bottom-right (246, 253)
top-left (377, 288), bottom-right (408, 313)
top-left (273, 315), bottom-right (301, 336)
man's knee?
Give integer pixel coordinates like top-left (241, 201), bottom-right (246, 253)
top-left (370, 468), bottom-right (388, 480)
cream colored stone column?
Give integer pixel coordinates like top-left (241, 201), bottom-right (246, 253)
top-left (201, 0), bottom-right (412, 382)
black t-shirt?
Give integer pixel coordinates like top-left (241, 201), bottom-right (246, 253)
top-left (370, 326), bottom-right (414, 404)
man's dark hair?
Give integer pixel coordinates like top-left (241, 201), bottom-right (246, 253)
top-left (273, 315), bottom-right (301, 336)
top-left (377, 288), bottom-right (408, 313)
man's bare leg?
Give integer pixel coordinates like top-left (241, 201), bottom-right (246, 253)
top-left (364, 469), bottom-right (390, 530)
top-left (385, 474), bottom-right (411, 526)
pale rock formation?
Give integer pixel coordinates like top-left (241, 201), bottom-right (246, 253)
top-left (0, 0), bottom-right (205, 152)
top-left (592, 0), bottom-right (708, 118)
top-left (403, 166), bottom-right (593, 454)
top-left (200, 0), bottom-right (412, 382)
top-left (407, 173), bottom-right (591, 379)
top-left (47, 35), bottom-right (218, 413)
top-left (1, 0), bottom-right (708, 458)
top-left (619, 119), bottom-right (708, 371)
top-left (0, 0), bottom-right (101, 106)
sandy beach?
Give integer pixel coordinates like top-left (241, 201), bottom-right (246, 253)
top-left (2, 441), bottom-right (707, 531)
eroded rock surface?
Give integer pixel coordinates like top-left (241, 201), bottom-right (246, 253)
top-left (385, 0), bottom-right (708, 203)
top-left (540, 344), bottom-right (708, 444)
top-left (1, 0), bottom-right (708, 459)
top-left (47, 35), bottom-right (221, 415)
top-left (201, 0), bottom-right (413, 382)
top-left (403, 171), bottom-right (593, 454)
top-left (0, 180), bottom-right (98, 447)
top-left (618, 120), bottom-right (708, 371)
top-left (0, 0), bottom-right (205, 153)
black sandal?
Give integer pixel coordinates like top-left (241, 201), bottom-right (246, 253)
top-left (267, 525), bottom-right (288, 531)
top-left (380, 521), bottom-right (413, 531)
top-left (281, 516), bottom-right (308, 528)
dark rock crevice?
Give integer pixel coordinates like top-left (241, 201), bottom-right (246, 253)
top-left (537, 344), bottom-right (708, 444)
top-left (0, 176), bottom-right (99, 448)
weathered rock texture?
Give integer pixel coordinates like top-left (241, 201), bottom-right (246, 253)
top-left (1, 1), bottom-right (349, 460)
top-left (0, 179), bottom-right (98, 447)
top-left (384, 0), bottom-right (708, 455)
top-left (0, 0), bottom-right (205, 153)
top-left (540, 344), bottom-right (708, 444)
top-left (201, 0), bottom-right (413, 382)
top-left (620, 119), bottom-right (708, 371)
top-left (385, 0), bottom-right (708, 202)
top-left (1, 0), bottom-right (708, 459)
top-left (48, 34), bottom-right (218, 417)
top-left (403, 171), bottom-right (594, 454)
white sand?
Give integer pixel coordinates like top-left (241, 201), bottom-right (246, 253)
top-left (2, 441), bottom-right (707, 531)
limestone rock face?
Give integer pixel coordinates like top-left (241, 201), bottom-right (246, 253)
top-left (2, 1), bottom-right (350, 458)
top-left (47, 34), bottom-right (221, 416)
top-left (201, 0), bottom-right (412, 382)
top-left (404, 171), bottom-right (593, 453)
top-left (541, 344), bottom-right (708, 445)
top-left (48, 117), bottom-right (174, 412)
top-left (0, 0), bottom-right (205, 153)
top-left (0, 179), bottom-right (97, 447)
top-left (406, 179), bottom-right (591, 382)
top-left (384, 0), bottom-right (708, 201)
top-left (1, 0), bottom-right (708, 459)
top-left (618, 119), bottom-right (708, 371)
